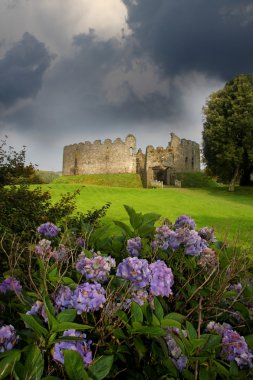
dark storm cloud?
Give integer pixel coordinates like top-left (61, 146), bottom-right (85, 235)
top-left (123, 0), bottom-right (253, 80)
top-left (0, 32), bottom-right (53, 108)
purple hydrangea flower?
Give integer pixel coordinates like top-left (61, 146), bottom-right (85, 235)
top-left (72, 282), bottom-right (106, 314)
top-left (127, 237), bottom-right (142, 257)
top-left (206, 321), bottom-right (253, 368)
top-left (130, 288), bottom-right (149, 306)
top-left (165, 328), bottom-right (188, 371)
top-left (206, 321), bottom-right (232, 336)
top-left (222, 329), bottom-right (253, 368)
top-left (116, 257), bottom-right (151, 288)
top-left (51, 244), bottom-right (68, 262)
top-left (0, 325), bottom-right (19, 352)
top-left (198, 227), bottom-right (217, 243)
top-left (0, 277), bottom-right (22, 294)
top-left (26, 300), bottom-right (48, 322)
top-left (174, 215), bottom-right (196, 230)
top-left (76, 253), bottom-right (116, 283)
top-left (149, 260), bottom-right (174, 297)
top-left (53, 330), bottom-right (92, 366)
top-left (152, 225), bottom-right (181, 252)
top-left (76, 237), bottom-right (86, 248)
top-left (198, 248), bottom-right (218, 269)
top-left (35, 239), bottom-right (52, 259)
top-left (55, 286), bottom-right (73, 310)
top-left (37, 222), bottom-right (61, 237)
top-left (228, 283), bottom-right (243, 293)
top-left (177, 228), bottom-right (207, 256)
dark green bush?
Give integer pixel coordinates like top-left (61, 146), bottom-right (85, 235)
top-left (176, 172), bottom-right (219, 188)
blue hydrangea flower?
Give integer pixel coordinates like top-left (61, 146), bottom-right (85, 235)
top-left (51, 244), bottom-right (68, 262)
top-left (198, 227), bottom-right (217, 243)
top-left (152, 226), bottom-right (180, 252)
top-left (149, 260), bottom-right (174, 297)
top-left (76, 253), bottom-right (115, 283)
top-left (177, 228), bottom-right (207, 256)
top-left (0, 325), bottom-right (19, 352)
top-left (0, 277), bottom-right (22, 294)
top-left (26, 300), bottom-right (48, 322)
top-left (116, 257), bottom-right (151, 288)
top-left (206, 321), bottom-right (253, 368)
top-left (222, 329), bottom-right (253, 368)
top-left (174, 215), bottom-right (196, 230)
top-left (37, 222), bottom-right (61, 237)
top-left (73, 283), bottom-right (106, 314)
top-left (35, 239), bottom-right (52, 259)
top-left (165, 328), bottom-right (188, 371)
top-left (53, 330), bottom-right (92, 366)
top-left (55, 286), bottom-right (73, 310)
top-left (127, 237), bottom-right (142, 256)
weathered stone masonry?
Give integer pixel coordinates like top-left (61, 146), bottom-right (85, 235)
top-left (63, 133), bottom-right (200, 187)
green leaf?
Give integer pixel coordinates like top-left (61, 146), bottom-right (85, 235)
top-left (131, 326), bottom-right (166, 336)
top-left (164, 313), bottom-right (185, 323)
top-left (161, 319), bottom-right (181, 329)
top-left (43, 296), bottom-right (59, 332)
top-left (54, 322), bottom-right (92, 333)
top-left (186, 321), bottom-right (197, 340)
top-left (42, 377), bottom-right (62, 380)
top-left (154, 297), bottom-right (164, 321)
top-left (56, 309), bottom-right (77, 323)
top-left (63, 350), bottom-right (90, 380)
top-left (20, 314), bottom-right (49, 339)
top-left (124, 205), bottom-right (143, 230)
top-left (212, 360), bottom-right (230, 377)
top-left (199, 367), bottom-right (212, 380)
top-left (131, 302), bottom-right (143, 324)
top-left (47, 267), bottom-right (59, 282)
top-left (202, 334), bottom-right (221, 350)
top-left (0, 350), bottom-right (21, 380)
top-left (133, 338), bottom-right (146, 360)
top-left (62, 277), bottom-right (76, 286)
top-left (88, 355), bottom-right (114, 380)
top-left (245, 334), bottom-right (253, 350)
top-left (113, 221), bottom-right (133, 236)
top-left (23, 345), bottom-right (44, 380)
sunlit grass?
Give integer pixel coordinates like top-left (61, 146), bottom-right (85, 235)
top-left (37, 184), bottom-right (253, 245)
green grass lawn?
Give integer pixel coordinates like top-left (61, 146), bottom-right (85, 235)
top-left (39, 183), bottom-right (253, 245)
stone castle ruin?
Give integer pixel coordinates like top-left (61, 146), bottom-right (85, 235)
top-left (63, 133), bottom-right (200, 187)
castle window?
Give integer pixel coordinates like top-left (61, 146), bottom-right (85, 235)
top-left (192, 157), bottom-right (194, 169)
top-left (185, 157), bottom-right (188, 165)
top-left (129, 147), bottom-right (134, 156)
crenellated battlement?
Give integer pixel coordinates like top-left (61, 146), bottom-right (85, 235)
top-left (62, 132), bottom-right (200, 186)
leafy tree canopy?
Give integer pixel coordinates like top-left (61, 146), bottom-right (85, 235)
top-left (202, 74), bottom-right (253, 190)
top-left (0, 136), bottom-right (40, 186)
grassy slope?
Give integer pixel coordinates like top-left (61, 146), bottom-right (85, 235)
top-left (39, 184), bottom-right (253, 244)
top-left (53, 173), bottom-right (143, 188)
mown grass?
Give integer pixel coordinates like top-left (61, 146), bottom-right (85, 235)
top-left (38, 183), bottom-right (253, 245)
top-left (53, 173), bottom-right (143, 188)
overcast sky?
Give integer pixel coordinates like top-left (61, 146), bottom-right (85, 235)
top-left (1, 0), bottom-right (253, 171)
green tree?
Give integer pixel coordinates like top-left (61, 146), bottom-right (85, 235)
top-left (0, 136), bottom-right (40, 186)
top-left (202, 74), bottom-right (253, 191)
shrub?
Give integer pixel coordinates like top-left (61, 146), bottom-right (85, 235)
top-left (175, 172), bottom-right (219, 188)
top-left (0, 206), bottom-right (252, 379)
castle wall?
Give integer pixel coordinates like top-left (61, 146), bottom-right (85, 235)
top-left (63, 135), bottom-right (136, 175)
top-left (62, 132), bottom-right (200, 187)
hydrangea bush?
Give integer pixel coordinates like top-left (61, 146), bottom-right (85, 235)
top-left (0, 206), bottom-right (253, 380)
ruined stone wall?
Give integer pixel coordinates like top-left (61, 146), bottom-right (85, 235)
top-left (169, 133), bottom-right (200, 172)
top-left (144, 133), bottom-right (200, 186)
top-left (62, 132), bottom-right (200, 187)
top-left (63, 135), bottom-right (136, 175)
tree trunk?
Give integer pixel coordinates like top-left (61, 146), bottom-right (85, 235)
top-left (228, 166), bottom-right (240, 191)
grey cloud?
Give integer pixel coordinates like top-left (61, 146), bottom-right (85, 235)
top-left (0, 32), bottom-right (53, 108)
top-left (123, 0), bottom-right (253, 80)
